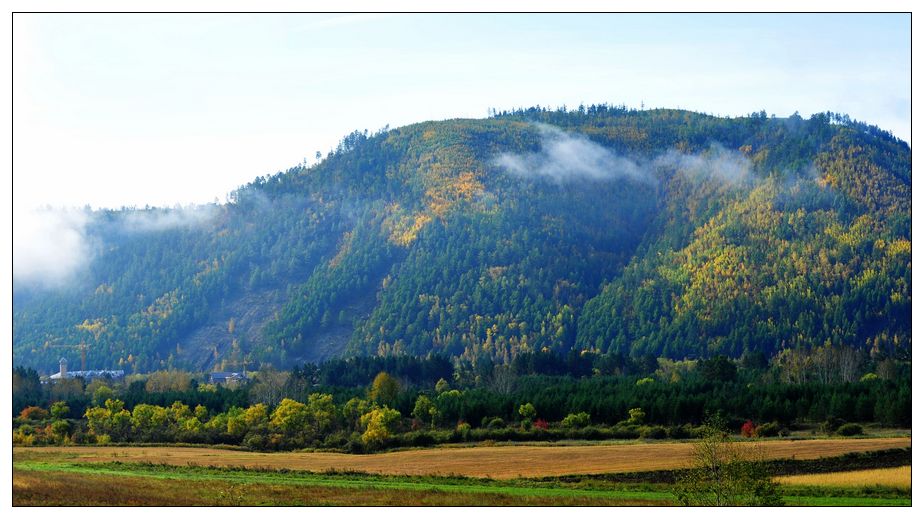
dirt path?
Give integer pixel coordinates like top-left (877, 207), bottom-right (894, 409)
top-left (15, 437), bottom-right (910, 479)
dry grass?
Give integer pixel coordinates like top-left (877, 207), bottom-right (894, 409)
top-left (12, 468), bottom-right (671, 506)
top-left (14, 437), bottom-right (909, 479)
top-left (776, 466), bottom-right (911, 489)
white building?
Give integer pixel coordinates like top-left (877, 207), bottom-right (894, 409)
top-left (48, 357), bottom-right (124, 382)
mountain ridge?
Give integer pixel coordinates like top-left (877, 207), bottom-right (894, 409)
top-left (13, 107), bottom-right (911, 374)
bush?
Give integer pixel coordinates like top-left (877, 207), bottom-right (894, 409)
top-left (243, 433), bottom-right (268, 451)
top-left (611, 426), bottom-right (641, 439)
top-left (408, 431), bottom-right (436, 447)
top-left (859, 372), bottom-right (879, 383)
top-left (755, 421), bottom-right (781, 438)
top-left (821, 417), bottom-right (846, 435)
top-left (667, 424), bottom-right (693, 439)
top-left (627, 407), bottom-right (646, 425)
top-left (740, 420), bottom-right (756, 438)
top-left (484, 417), bottom-right (505, 429)
top-left (20, 406), bottom-right (49, 421)
top-left (640, 425), bottom-right (667, 439)
top-left (836, 423), bottom-right (864, 437)
top-left (561, 412), bottom-right (591, 428)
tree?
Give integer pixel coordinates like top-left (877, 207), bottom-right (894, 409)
top-left (342, 397), bottom-right (373, 431)
top-left (435, 378), bottom-right (450, 394)
top-left (50, 419), bottom-right (71, 441)
top-left (50, 401), bottom-right (70, 420)
top-left (518, 402), bottom-right (537, 426)
top-left (360, 406), bottom-right (401, 446)
top-left (698, 355), bottom-right (737, 383)
top-left (306, 393), bottom-right (337, 435)
top-left (561, 412), bottom-right (590, 428)
top-left (673, 416), bottom-right (782, 506)
top-left (13, 367), bottom-right (42, 415)
top-left (20, 406), bottom-right (48, 421)
top-left (144, 370), bottom-right (192, 393)
top-left (270, 398), bottom-right (309, 436)
top-left (249, 368), bottom-right (291, 406)
top-left (369, 372), bottom-right (401, 406)
top-left (627, 407), bottom-right (646, 425)
top-left (412, 395), bottom-right (437, 427)
top-left (91, 384), bottom-right (114, 407)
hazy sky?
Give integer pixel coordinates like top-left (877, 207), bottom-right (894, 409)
top-left (13, 13), bottom-right (911, 211)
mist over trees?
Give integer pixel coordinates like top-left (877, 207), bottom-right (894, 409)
top-left (12, 107), bottom-right (910, 377)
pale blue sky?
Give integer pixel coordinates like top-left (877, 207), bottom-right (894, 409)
top-left (14, 13), bottom-right (911, 210)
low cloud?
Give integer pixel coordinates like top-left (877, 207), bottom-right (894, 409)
top-left (13, 207), bottom-right (94, 288)
top-left (120, 204), bottom-right (218, 233)
top-left (654, 144), bottom-right (753, 185)
top-left (494, 125), bottom-right (753, 187)
top-left (13, 204), bottom-right (219, 289)
top-left (494, 124), bottom-right (649, 184)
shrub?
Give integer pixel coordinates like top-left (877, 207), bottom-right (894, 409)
top-left (484, 417), bottom-right (505, 429)
top-left (13, 426), bottom-right (35, 445)
top-left (821, 417), bottom-right (846, 435)
top-left (859, 372), bottom-right (879, 383)
top-left (50, 419), bottom-right (71, 439)
top-left (627, 407), bottom-right (646, 425)
top-left (836, 423), bottom-right (864, 437)
top-left (640, 425), bottom-right (667, 439)
top-left (518, 403), bottom-right (537, 421)
top-left (408, 431), bottom-right (436, 447)
top-left (611, 426), bottom-right (641, 439)
top-left (72, 428), bottom-right (92, 444)
top-left (533, 419), bottom-right (549, 430)
top-left (456, 421), bottom-right (471, 440)
top-left (667, 424), bottom-right (693, 439)
top-left (741, 419), bottom-right (756, 438)
top-left (50, 401), bottom-right (70, 420)
top-left (755, 421), bottom-right (781, 438)
top-left (243, 433), bottom-right (268, 451)
top-left (561, 412), bottom-right (591, 428)
top-left (20, 406), bottom-right (49, 421)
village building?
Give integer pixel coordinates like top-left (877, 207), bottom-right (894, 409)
top-left (48, 357), bottom-right (124, 383)
top-left (209, 371), bottom-right (249, 385)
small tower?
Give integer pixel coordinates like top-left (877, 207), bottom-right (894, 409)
top-left (59, 357), bottom-right (68, 379)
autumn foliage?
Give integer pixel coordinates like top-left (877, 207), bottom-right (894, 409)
top-left (741, 419), bottom-right (756, 438)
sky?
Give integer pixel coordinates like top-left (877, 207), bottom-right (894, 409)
top-left (13, 13), bottom-right (911, 212)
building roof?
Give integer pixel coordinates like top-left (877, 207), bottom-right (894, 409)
top-left (210, 371), bottom-right (248, 380)
top-left (50, 370), bottom-right (125, 380)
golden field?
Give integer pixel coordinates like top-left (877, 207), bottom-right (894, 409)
top-left (14, 436), bottom-right (910, 479)
top-left (776, 466), bottom-right (911, 489)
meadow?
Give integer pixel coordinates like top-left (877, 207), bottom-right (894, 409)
top-left (13, 437), bottom-right (909, 478)
top-left (13, 438), bottom-right (911, 506)
top-left (776, 466), bottom-right (910, 489)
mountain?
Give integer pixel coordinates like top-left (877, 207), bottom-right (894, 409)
top-left (13, 107), bottom-right (911, 374)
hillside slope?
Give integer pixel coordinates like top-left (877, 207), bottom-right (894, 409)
top-left (13, 107), bottom-right (911, 373)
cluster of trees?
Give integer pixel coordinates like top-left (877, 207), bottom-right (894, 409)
top-left (14, 107), bottom-right (910, 374)
top-left (12, 348), bottom-right (910, 451)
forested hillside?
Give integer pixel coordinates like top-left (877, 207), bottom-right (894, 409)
top-left (13, 107), bottom-right (911, 374)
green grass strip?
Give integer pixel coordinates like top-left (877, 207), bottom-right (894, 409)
top-left (14, 461), bottom-right (675, 503)
top-left (15, 461), bottom-right (910, 506)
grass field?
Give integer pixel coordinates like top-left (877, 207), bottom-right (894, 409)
top-left (13, 437), bottom-right (910, 479)
top-left (777, 466), bottom-right (911, 489)
top-left (13, 458), bottom-right (911, 506)
top-left (13, 439), bottom-right (912, 506)
top-left (13, 464), bottom-right (674, 506)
